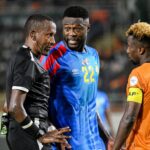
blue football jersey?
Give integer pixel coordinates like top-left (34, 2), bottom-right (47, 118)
top-left (40, 41), bottom-right (106, 150)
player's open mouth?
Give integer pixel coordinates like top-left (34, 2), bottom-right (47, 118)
top-left (68, 40), bottom-right (78, 45)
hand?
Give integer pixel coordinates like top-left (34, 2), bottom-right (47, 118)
top-left (120, 146), bottom-right (126, 150)
top-left (107, 137), bottom-right (114, 150)
top-left (38, 126), bottom-right (71, 149)
top-left (57, 140), bottom-right (72, 150)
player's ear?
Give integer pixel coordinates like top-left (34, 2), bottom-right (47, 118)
top-left (30, 31), bottom-right (36, 41)
top-left (87, 24), bottom-right (91, 32)
top-left (139, 47), bottom-right (145, 55)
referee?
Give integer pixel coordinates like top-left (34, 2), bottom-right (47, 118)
top-left (5, 14), bottom-right (71, 150)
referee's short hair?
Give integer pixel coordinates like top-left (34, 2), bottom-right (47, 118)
top-left (24, 14), bottom-right (53, 38)
top-left (63, 6), bottom-right (89, 19)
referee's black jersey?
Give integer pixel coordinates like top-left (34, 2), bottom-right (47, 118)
top-left (6, 45), bottom-right (50, 119)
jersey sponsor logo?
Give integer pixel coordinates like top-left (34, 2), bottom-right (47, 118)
top-left (127, 87), bottom-right (143, 103)
top-left (130, 76), bottom-right (138, 86)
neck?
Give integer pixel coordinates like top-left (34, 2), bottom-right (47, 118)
top-left (77, 40), bottom-right (86, 52)
top-left (143, 58), bottom-right (150, 63)
top-left (24, 40), bottom-right (40, 58)
top-left (140, 57), bottom-right (150, 64)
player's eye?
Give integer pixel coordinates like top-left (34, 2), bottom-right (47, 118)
top-left (64, 27), bottom-right (70, 32)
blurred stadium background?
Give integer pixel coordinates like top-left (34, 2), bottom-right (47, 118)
top-left (0, 0), bottom-right (150, 149)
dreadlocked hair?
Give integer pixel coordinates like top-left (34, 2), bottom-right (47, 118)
top-left (126, 22), bottom-right (150, 41)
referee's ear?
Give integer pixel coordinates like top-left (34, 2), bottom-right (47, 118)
top-left (30, 31), bottom-right (36, 41)
top-left (87, 24), bottom-right (90, 32)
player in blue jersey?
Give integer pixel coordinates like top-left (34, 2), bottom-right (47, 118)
top-left (40, 6), bottom-right (110, 150)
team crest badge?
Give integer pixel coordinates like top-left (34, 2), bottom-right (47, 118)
top-left (82, 58), bottom-right (89, 65)
top-left (130, 76), bottom-right (138, 86)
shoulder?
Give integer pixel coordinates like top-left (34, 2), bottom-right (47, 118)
top-left (85, 45), bottom-right (97, 53)
top-left (130, 64), bottom-right (146, 77)
top-left (49, 41), bottom-right (67, 55)
top-left (15, 47), bottom-right (31, 60)
top-left (40, 41), bottom-right (67, 69)
top-left (129, 63), bottom-right (149, 83)
top-left (85, 45), bottom-right (99, 57)
top-left (128, 65), bottom-right (146, 88)
top-left (12, 47), bottom-right (33, 67)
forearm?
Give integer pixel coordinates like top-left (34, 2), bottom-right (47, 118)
top-left (97, 113), bottom-right (110, 143)
top-left (113, 116), bottom-right (135, 150)
top-left (106, 110), bottom-right (114, 136)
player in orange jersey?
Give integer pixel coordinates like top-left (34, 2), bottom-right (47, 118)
top-left (112, 22), bottom-right (150, 150)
